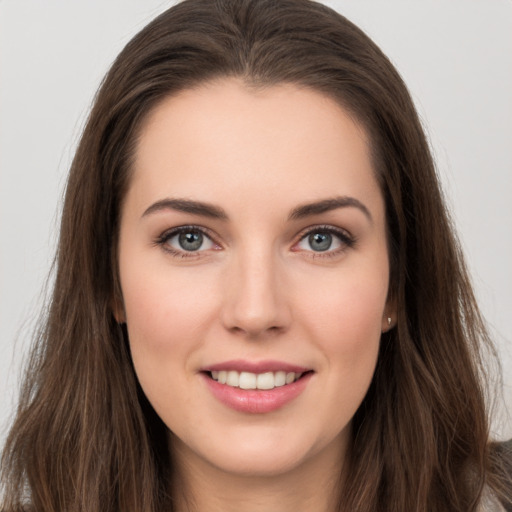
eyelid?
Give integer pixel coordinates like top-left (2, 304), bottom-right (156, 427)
top-left (154, 223), bottom-right (355, 259)
top-left (292, 224), bottom-right (356, 255)
top-left (154, 224), bottom-right (221, 257)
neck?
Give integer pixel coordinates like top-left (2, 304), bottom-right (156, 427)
top-left (170, 435), bottom-right (347, 512)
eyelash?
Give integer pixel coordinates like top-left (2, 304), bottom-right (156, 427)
top-left (294, 225), bottom-right (356, 259)
top-left (154, 225), bottom-right (220, 259)
top-left (154, 224), bottom-right (356, 259)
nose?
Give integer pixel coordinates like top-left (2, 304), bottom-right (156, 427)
top-left (221, 247), bottom-right (291, 338)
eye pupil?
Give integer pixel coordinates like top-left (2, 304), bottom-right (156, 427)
top-left (178, 231), bottom-right (203, 251)
top-left (308, 232), bottom-right (332, 251)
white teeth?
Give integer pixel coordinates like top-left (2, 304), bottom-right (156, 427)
top-left (274, 371), bottom-right (286, 387)
top-left (210, 370), bottom-right (305, 390)
top-left (256, 372), bottom-right (274, 390)
top-left (239, 372), bottom-right (257, 389)
top-left (226, 370), bottom-right (239, 387)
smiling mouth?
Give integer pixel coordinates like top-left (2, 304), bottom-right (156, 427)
top-left (206, 370), bottom-right (312, 390)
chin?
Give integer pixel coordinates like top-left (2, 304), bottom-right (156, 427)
top-left (171, 422), bottom-right (348, 480)
top-left (208, 450), bottom-right (315, 479)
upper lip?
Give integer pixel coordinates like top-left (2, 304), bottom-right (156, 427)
top-left (201, 359), bottom-right (311, 374)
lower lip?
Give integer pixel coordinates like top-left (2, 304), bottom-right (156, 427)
top-left (202, 372), bottom-right (313, 414)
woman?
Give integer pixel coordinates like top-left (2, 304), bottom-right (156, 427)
top-left (1, 0), bottom-right (510, 510)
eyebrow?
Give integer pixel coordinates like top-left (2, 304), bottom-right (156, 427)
top-left (288, 196), bottom-right (372, 222)
top-left (142, 198), bottom-right (229, 220)
top-left (142, 195), bottom-right (372, 222)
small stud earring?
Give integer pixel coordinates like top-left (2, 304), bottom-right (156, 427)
top-left (387, 317), bottom-right (392, 327)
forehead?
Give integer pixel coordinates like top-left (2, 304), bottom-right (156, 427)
top-left (127, 78), bottom-right (383, 220)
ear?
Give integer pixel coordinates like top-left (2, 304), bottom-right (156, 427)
top-left (381, 295), bottom-right (397, 333)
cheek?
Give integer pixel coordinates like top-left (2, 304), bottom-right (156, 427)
top-left (121, 262), bottom-right (216, 354)
top-left (307, 271), bottom-right (387, 327)
top-left (120, 265), bottom-right (216, 415)
top-left (299, 267), bottom-right (387, 367)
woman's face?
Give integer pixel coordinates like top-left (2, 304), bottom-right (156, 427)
top-left (117, 79), bottom-right (393, 477)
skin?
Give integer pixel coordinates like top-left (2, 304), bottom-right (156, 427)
top-left (117, 78), bottom-right (394, 512)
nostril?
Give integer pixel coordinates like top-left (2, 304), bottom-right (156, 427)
top-left (226, 323), bottom-right (284, 338)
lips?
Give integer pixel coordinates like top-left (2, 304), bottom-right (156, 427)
top-left (201, 360), bottom-right (313, 413)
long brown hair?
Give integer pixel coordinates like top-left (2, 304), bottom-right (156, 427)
top-left (2, 0), bottom-right (510, 510)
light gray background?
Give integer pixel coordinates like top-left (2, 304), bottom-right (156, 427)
top-left (1, 0), bottom-right (511, 445)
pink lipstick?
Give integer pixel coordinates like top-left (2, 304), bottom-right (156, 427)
top-left (201, 360), bottom-right (313, 414)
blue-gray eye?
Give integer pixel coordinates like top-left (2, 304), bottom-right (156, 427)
top-left (178, 231), bottom-right (203, 251)
top-left (308, 232), bottom-right (332, 252)
top-left (296, 229), bottom-right (347, 253)
top-left (164, 229), bottom-right (215, 252)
